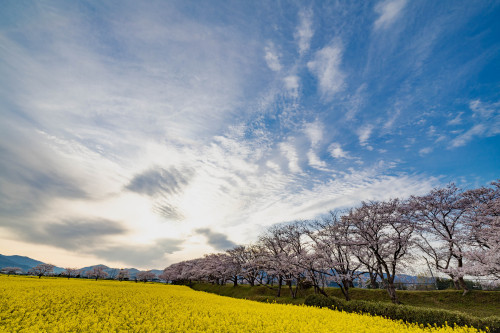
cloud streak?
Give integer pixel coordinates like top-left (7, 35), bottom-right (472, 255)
top-left (374, 0), bottom-right (407, 31)
top-left (126, 167), bottom-right (193, 197)
top-left (295, 8), bottom-right (314, 55)
top-left (195, 228), bottom-right (236, 251)
top-left (307, 41), bottom-right (345, 99)
top-left (450, 99), bottom-right (500, 148)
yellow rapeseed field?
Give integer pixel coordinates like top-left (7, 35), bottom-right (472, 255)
top-left (0, 276), bottom-right (484, 332)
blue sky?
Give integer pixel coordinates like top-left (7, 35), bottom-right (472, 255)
top-left (1, 1), bottom-right (499, 269)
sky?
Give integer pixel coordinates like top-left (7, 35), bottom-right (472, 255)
top-left (1, 0), bottom-right (499, 270)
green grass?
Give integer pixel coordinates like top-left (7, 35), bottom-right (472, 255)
top-left (190, 283), bottom-right (500, 318)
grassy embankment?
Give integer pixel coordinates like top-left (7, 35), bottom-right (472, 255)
top-left (190, 283), bottom-right (500, 318)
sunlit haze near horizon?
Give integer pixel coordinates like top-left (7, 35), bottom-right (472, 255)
top-left (1, 1), bottom-right (499, 270)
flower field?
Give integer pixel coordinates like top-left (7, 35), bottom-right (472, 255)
top-left (0, 276), bottom-right (485, 332)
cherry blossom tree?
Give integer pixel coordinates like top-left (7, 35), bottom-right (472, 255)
top-left (1, 267), bottom-right (23, 275)
top-left (63, 267), bottom-right (79, 279)
top-left (87, 266), bottom-right (109, 281)
top-left (107, 268), bottom-right (119, 280)
top-left (410, 184), bottom-right (471, 294)
top-left (30, 263), bottom-right (55, 278)
top-left (259, 223), bottom-right (306, 298)
top-left (137, 270), bottom-right (156, 282)
top-left (462, 180), bottom-right (500, 279)
top-left (307, 213), bottom-right (362, 300)
top-left (158, 180), bottom-right (500, 298)
top-left (279, 221), bottom-right (311, 298)
top-left (160, 261), bottom-right (188, 283)
top-left (345, 199), bottom-right (415, 304)
top-left (117, 269), bottom-right (130, 281)
top-left (227, 245), bottom-right (262, 286)
top-left (353, 244), bottom-right (382, 289)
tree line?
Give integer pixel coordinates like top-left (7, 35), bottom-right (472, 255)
top-left (1, 264), bottom-right (158, 283)
top-left (159, 181), bottom-right (499, 304)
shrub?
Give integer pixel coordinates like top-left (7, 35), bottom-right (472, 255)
top-left (304, 294), bottom-right (500, 332)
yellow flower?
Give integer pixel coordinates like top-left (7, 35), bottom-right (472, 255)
top-left (0, 276), bottom-right (485, 333)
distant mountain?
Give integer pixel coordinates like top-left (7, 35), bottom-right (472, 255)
top-left (0, 255), bottom-right (26, 271)
top-left (0, 254), bottom-right (65, 274)
top-left (78, 265), bottom-right (162, 279)
top-left (0, 254), bottom-right (163, 277)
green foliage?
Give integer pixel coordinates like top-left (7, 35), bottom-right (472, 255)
top-left (435, 278), bottom-right (456, 290)
top-left (325, 288), bottom-right (500, 318)
top-left (298, 279), bottom-right (314, 290)
top-left (190, 283), bottom-right (500, 319)
top-left (304, 294), bottom-right (500, 333)
top-left (171, 279), bottom-right (193, 286)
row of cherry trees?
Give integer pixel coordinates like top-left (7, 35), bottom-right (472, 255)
top-left (160, 181), bottom-right (499, 304)
top-left (1, 264), bottom-right (158, 283)
top-left (64, 266), bottom-right (157, 282)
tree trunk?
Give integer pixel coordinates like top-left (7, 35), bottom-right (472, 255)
top-left (277, 276), bottom-right (282, 297)
top-left (367, 270), bottom-right (378, 289)
top-left (340, 280), bottom-right (351, 301)
top-left (457, 277), bottom-right (470, 295)
top-left (318, 286), bottom-right (328, 297)
top-left (386, 281), bottom-right (400, 304)
top-left (289, 280), bottom-right (298, 299)
top-left (233, 276), bottom-right (238, 287)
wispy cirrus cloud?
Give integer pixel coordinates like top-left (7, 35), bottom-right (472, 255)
top-left (307, 41), bottom-right (345, 100)
top-left (328, 143), bottom-right (350, 159)
top-left (264, 42), bottom-right (282, 72)
top-left (283, 75), bottom-right (300, 98)
top-left (295, 8), bottom-right (314, 55)
top-left (373, 0), bottom-right (407, 31)
top-left (450, 99), bottom-right (500, 148)
top-left (356, 124), bottom-right (374, 147)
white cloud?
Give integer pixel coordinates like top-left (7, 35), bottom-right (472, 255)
top-left (240, 165), bottom-right (438, 233)
top-left (295, 8), bottom-right (314, 55)
top-left (450, 124), bottom-right (486, 148)
top-left (328, 142), bottom-right (349, 159)
top-left (302, 121), bottom-right (329, 169)
top-left (303, 121), bottom-right (324, 147)
top-left (470, 99), bottom-right (497, 119)
top-left (356, 124), bottom-right (374, 146)
top-left (264, 42), bottom-right (282, 72)
top-left (279, 142), bottom-right (302, 173)
top-left (450, 99), bottom-right (500, 148)
top-left (374, 0), bottom-right (407, 31)
top-left (283, 75), bottom-right (300, 98)
top-left (447, 112), bottom-right (463, 125)
top-left (307, 42), bottom-right (345, 99)
top-left (383, 109), bottom-right (401, 130)
top-left (427, 126), bottom-right (437, 137)
top-left (419, 147), bottom-right (433, 155)
top-left (345, 84), bottom-right (366, 121)
top-left (307, 150), bottom-right (327, 169)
